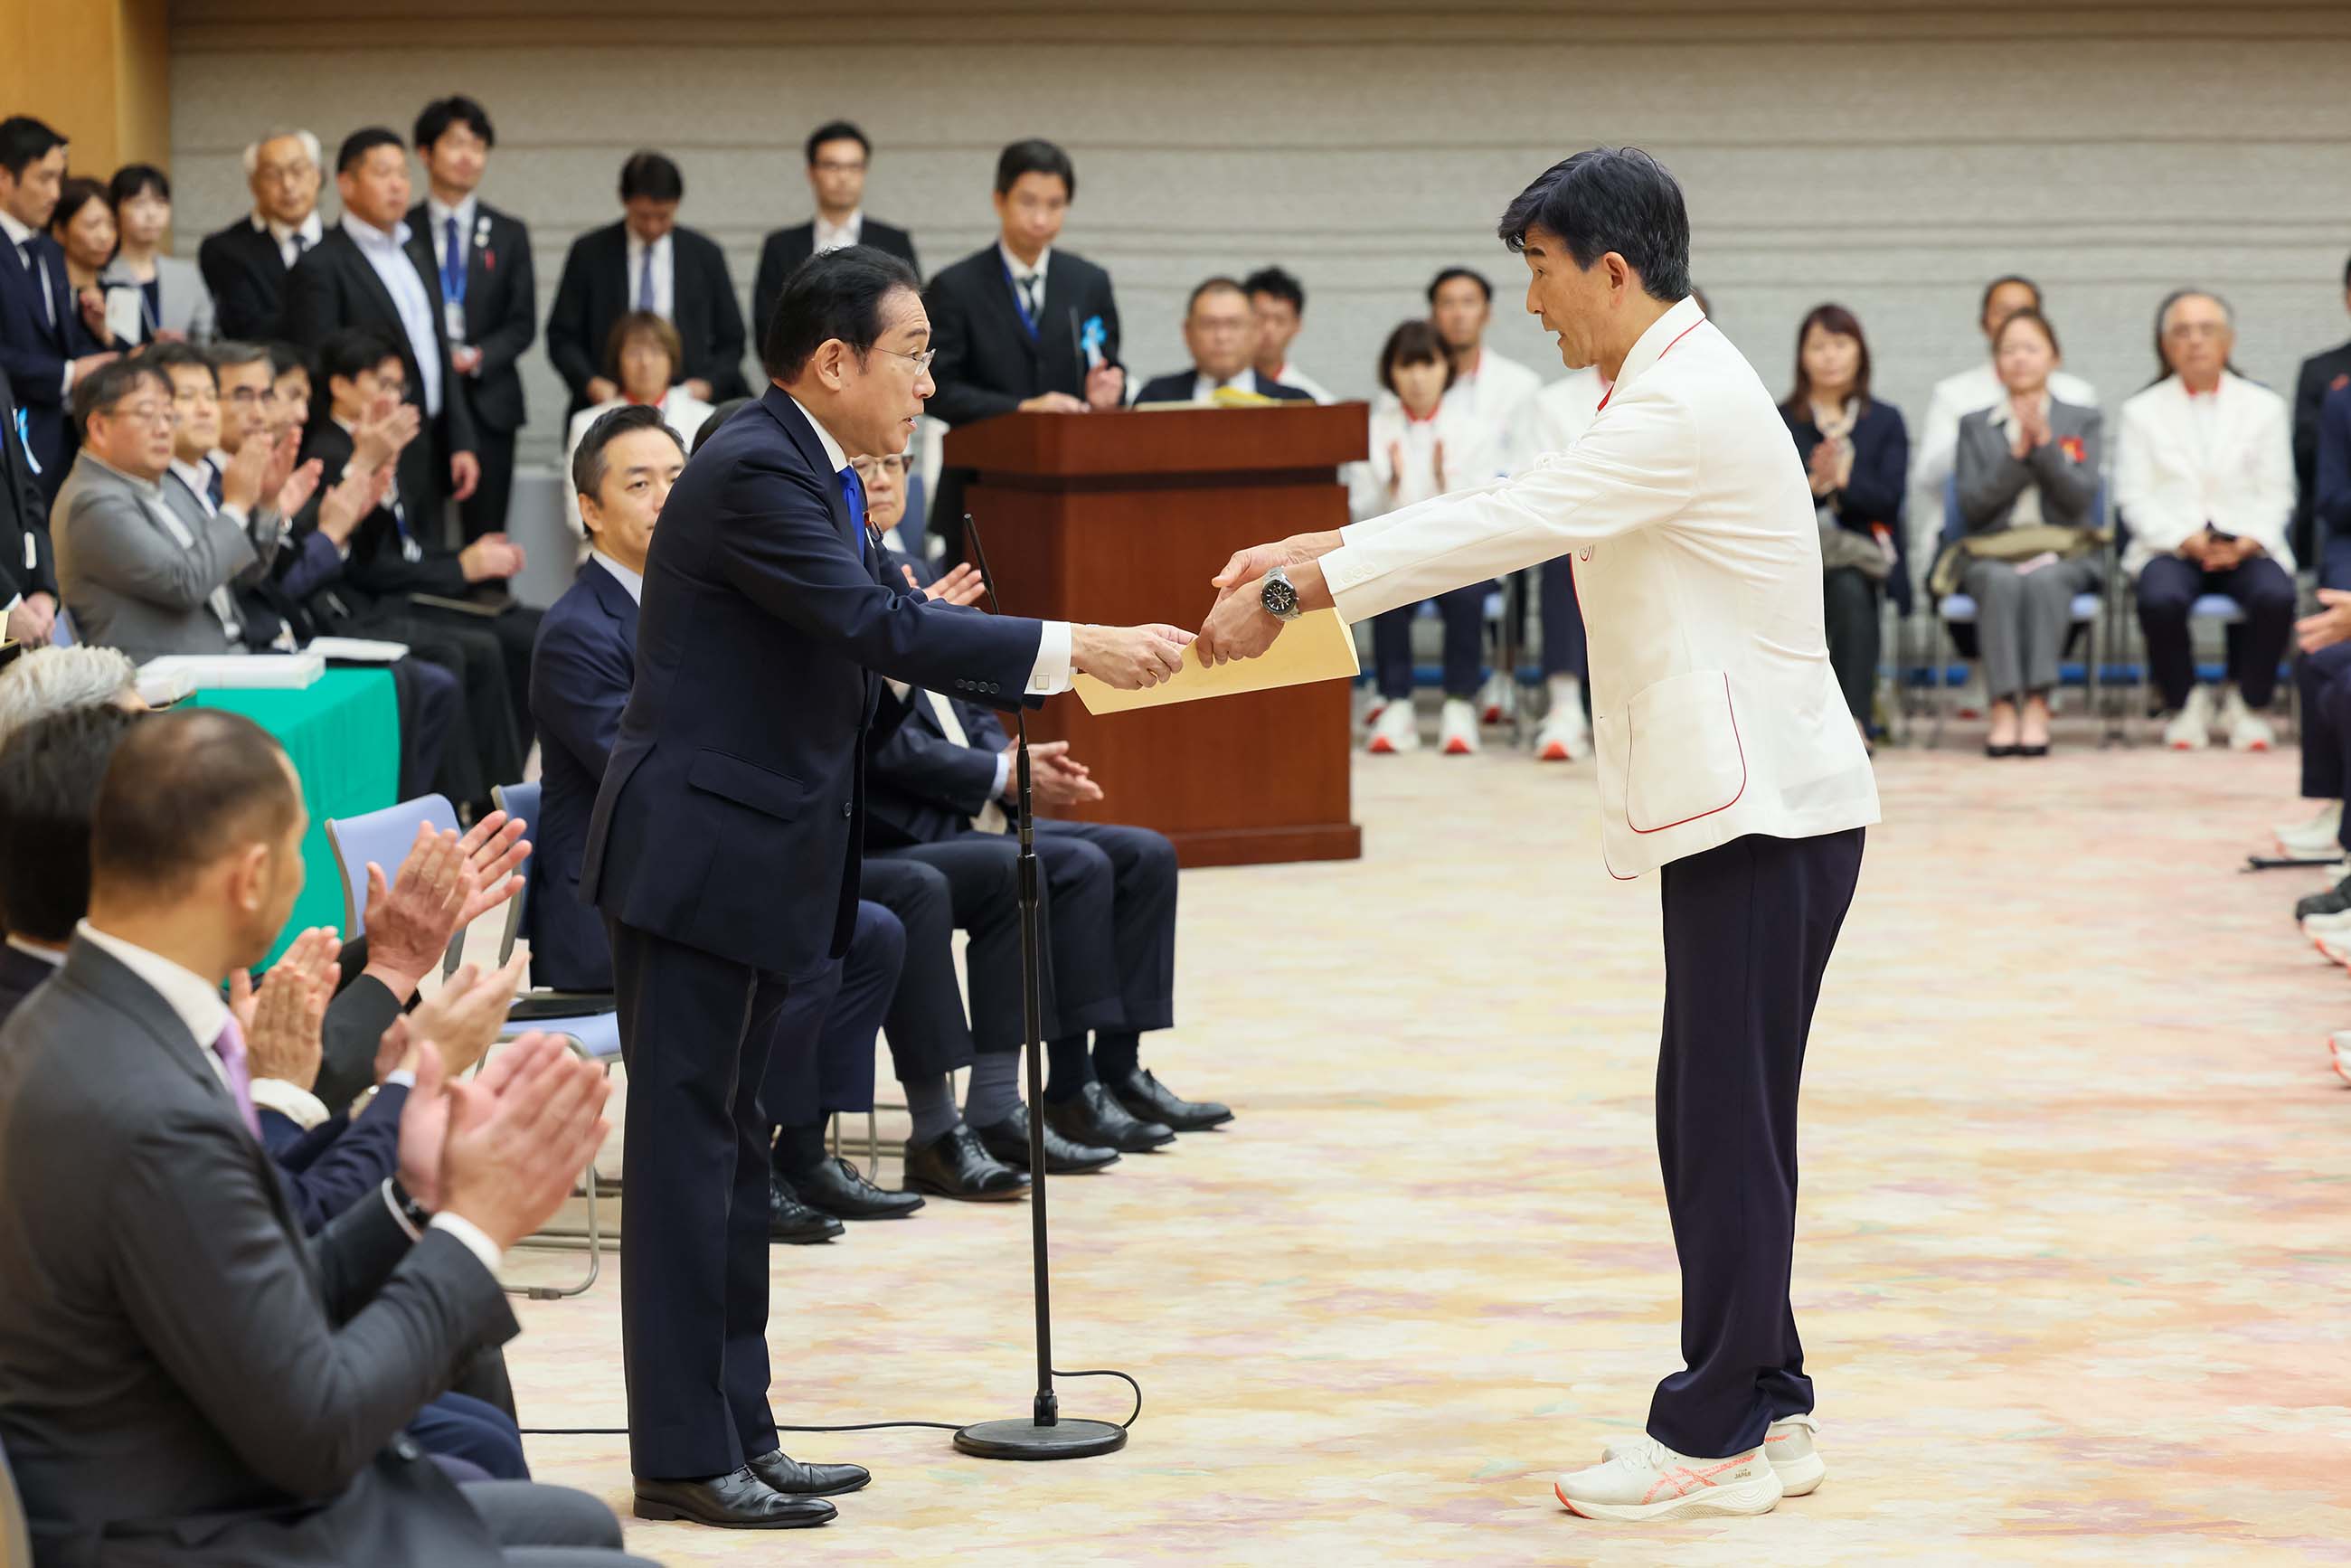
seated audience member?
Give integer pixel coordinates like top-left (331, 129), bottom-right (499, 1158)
top-left (45, 178), bottom-right (126, 355)
top-left (1527, 367), bottom-right (1602, 760)
top-left (2290, 253), bottom-right (2351, 577)
top-left (2309, 377), bottom-right (2351, 592)
top-left (268, 337), bottom-right (313, 434)
top-left (1779, 304), bottom-right (1909, 748)
top-left (1, 362), bottom-right (60, 648)
top-left (0, 706), bottom-right (648, 1567)
top-left (1244, 265), bottom-right (1333, 403)
top-left (198, 128), bottom-right (325, 341)
top-left (546, 150), bottom-right (748, 421)
top-left (0, 644), bottom-right (137, 750)
top-left (1354, 319), bottom-right (1496, 756)
top-left (145, 339), bottom-right (306, 647)
top-left (2117, 288), bottom-right (2296, 752)
top-left (52, 356), bottom-right (284, 661)
top-left (1, 118), bottom-right (118, 502)
top-left (562, 312), bottom-right (713, 539)
top-left (752, 119), bottom-right (922, 352)
top-left (1130, 277), bottom-right (1317, 404)
top-left (99, 163), bottom-right (216, 345)
top-left (1951, 308), bottom-right (2102, 757)
top-left (860, 449), bottom-right (1231, 1161)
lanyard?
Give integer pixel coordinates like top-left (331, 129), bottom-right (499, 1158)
top-left (999, 256), bottom-right (1040, 341)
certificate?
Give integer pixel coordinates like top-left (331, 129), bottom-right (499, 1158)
top-left (1073, 609), bottom-right (1358, 715)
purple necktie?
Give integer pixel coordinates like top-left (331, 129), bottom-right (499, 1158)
top-left (212, 1015), bottom-right (262, 1138)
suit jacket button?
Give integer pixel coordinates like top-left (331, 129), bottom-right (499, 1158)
top-left (393, 1437), bottom-right (420, 1460)
top-left (842, 801), bottom-right (854, 819)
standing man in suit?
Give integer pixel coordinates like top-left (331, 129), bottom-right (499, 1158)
top-left (922, 138), bottom-right (1124, 557)
top-left (2291, 252), bottom-right (2351, 581)
top-left (197, 128), bottom-right (326, 342)
top-left (1131, 276), bottom-right (1318, 404)
top-left (752, 121), bottom-right (920, 353)
top-left (0, 364), bottom-right (59, 646)
top-left (546, 151), bottom-right (748, 422)
top-left (413, 96), bottom-right (536, 543)
top-left (0, 117), bottom-right (118, 503)
top-left (1201, 148), bottom-right (1877, 1523)
top-left (581, 246), bottom-right (1188, 1527)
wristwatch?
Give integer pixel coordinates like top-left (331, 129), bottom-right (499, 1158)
top-left (1260, 566), bottom-right (1303, 622)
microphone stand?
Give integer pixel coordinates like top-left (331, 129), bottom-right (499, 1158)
top-left (950, 513), bottom-right (1128, 1461)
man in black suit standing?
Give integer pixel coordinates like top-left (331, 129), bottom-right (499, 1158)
top-left (1130, 276), bottom-right (1320, 405)
top-left (197, 128), bottom-right (327, 342)
top-left (0, 364), bottom-right (58, 646)
top-left (2292, 252), bottom-right (2351, 576)
top-left (546, 152), bottom-right (748, 422)
top-left (922, 138), bottom-right (1125, 556)
top-left (581, 246), bottom-right (1187, 1527)
top-left (412, 97), bottom-right (537, 542)
top-left (751, 121), bottom-right (921, 353)
top-left (0, 117), bottom-right (119, 504)
top-left (0, 706), bottom-right (652, 1567)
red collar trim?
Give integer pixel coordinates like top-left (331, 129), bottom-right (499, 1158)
top-left (1596, 320), bottom-right (1703, 412)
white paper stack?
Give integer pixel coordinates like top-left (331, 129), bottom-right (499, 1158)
top-left (139, 651), bottom-right (326, 691)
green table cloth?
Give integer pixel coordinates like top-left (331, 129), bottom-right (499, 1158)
top-left (191, 668), bottom-right (401, 966)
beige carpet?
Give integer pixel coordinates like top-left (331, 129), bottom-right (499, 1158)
top-left (496, 734), bottom-right (2351, 1565)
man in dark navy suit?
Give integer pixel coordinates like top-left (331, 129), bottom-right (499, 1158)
top-left (0, 118), bottom-right (118, 503)
top-left (581, 254), bottom-right (1188, 1527)
top-left (0, 364), bottom-right (59, 646)
top-left (1128, 276), bottom-right (1319, 406)
top-left (751, 121), bottom-right (920, 353)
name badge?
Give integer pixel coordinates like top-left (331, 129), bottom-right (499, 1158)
top-left (444, 300), bottom-right (467, 345)
top-left (402, 535), bottom-right (425, 564)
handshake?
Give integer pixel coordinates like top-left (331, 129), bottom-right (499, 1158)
top-left (1062, 531), bottom-right (1340, 689)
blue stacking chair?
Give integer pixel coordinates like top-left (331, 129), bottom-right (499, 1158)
top-left (1931, 476), bottom-right (2109, 747)
top-left (323, 794), bottom-right (467, 979)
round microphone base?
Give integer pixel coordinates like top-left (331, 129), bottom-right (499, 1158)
top-left (953, 1417), bottom-right (1128, 1461)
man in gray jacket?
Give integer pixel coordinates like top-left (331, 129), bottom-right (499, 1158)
top-left (51, 355), bottom-right (280, 661)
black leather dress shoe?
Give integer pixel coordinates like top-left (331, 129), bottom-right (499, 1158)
top-left (1043, 1081), bottom-right (1175, 1153)
top-left (795, 1155), bottom-right (926, 1220)
top-left (750, 1446), bottom-right (871, 1497)
top-left (768, 1171), bottom-right (845, 1244)
top-left (902, 1123), bottom-right (1030, 1201)
top-left (1104, 1065), bottom-right (1233, 1131)
top-left (633, 1466), bottom-right (836, 1528)
top-left (971, 1103), bottom-right (1120, 1174)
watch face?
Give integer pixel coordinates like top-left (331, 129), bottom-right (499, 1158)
top-left (1263, 576), bottom-right (1298, 617)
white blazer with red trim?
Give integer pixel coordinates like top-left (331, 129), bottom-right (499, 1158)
top-left (1320, 295), bottom-right (1880, 879)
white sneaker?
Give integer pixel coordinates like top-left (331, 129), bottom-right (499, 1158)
top-left (1477, 670), bottom-right (1516, 725)
top-left (2315, 933), bottom-right (2351, 970)
top-left (1439, 697), bottom-right (1480, 755)
top-left (2302, 911), bottom-right (2351, 945)
top-left (1366, 699), bottom-right (1419, 755)
top-left (1534, 704), bottom-right (1591, 762)
top-left (1554, 1436), bottom-right (1781, 1522)
top-left (2331, 1032), bottom-right (2351, 1086)
top-left (2220, 686), bottom-right (2276, 752)
top-left (2277, 802), bottom-right (2344, 854)
top-left (1604, 1414), bottom-right (1822, 1497)
top-left (2163, 685), bottom-right (2216, 751)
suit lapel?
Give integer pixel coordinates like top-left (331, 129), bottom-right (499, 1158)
top-left (982, 249), bottom-right (1042, 366)
top-left (330, 229), bottom-right (408, 347)
top-left (585, 555), bottom-right (638, 659)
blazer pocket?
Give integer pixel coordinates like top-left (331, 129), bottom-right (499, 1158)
top-left (1622, 669), bottom-right (1748, 834)
top-left (685, 748), bottom-right (807, 821)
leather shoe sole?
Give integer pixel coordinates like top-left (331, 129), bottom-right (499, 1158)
top-left (904, 1170), bottom-right (1028, 1202)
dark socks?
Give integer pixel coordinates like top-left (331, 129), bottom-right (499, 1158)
top-left (1092, 1029), bottom-right (1141, 1083)
top-left (902, 1073), bottom-right (960, 1145)
top-left (962, 1051), bottom-right (1023, 1128)
top-left (771, 1121), bottom-right (829, 1178)
top-left (1044, 1034), bottom-right (1094, 1103)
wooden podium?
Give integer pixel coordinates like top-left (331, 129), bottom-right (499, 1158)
top-left (944, 402), bottom-right (1367, 867)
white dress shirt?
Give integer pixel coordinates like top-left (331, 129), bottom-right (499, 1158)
top-left (788, 394), bottom-right (1072, 694)
top-left (259, 209), bottom-right (325, 270)
top-left (590, 549), bottom-right (645, 602)
top-left (812, 211), bottom-right (863, 257)
top-left (342, 213), bottom-right (442, 417)
top-left (1270, 361), bottom-right (1336, 404)
top-left (426, 194), bottom-right (480, 344)
top-left (1321, 298), bottom-right (1880, 879)
top-left (165, 455), bottom-right (252, 645)
top-left (626, 230), bottom-right (675, 322)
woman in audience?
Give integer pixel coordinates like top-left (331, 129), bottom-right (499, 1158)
top-left (1952, 308), bottom-right (2103, 756)
top-left (43, 177), bottom-right (123, 354)
top-left (1780, 304), bottom-right (1908, 749)
top-left (1352, 318), bottom-right (1497, 755)
top-left (561, 311), bottom-right (713, 539)
top-left (96, 163), bottom-right (216, 345)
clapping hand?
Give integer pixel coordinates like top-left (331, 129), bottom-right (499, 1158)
top-left (360, 816), bottom-right (521, 1002)
top-left (909, 561), bottom-right (987, 607)
top-left (229, 926), bottom-right (342, 1091)
top-left (403, 950), bottom-right (530, 1082)
top-left (429, 1032), bottom-right (614, 1249)
top-left (275, 452), bottom-right (323, 520)
top-left (316, 462), bottom-right (393, 546)
top-left (1006, 739), bottom-right (1103, 808)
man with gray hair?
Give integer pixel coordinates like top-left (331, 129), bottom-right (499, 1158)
top-left (0, 644), bottom-right (137, 746)
top-left (199, 128), bottom-right (326, 340)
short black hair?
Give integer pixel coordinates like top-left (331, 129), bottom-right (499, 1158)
top-left (1978, 274), bottom-right (2043, 326)
top-left (71, 358), bottom-right (169, 433)
top-left (208, 339), bottom-right (273, 376)
top-left (46, 177), bottom-right (108, 239)
top-left (620, 151), bottom-right (684, 203)
top-left (762, 243), bottom-right (922, 382)
top-left (91, 709), bottom-right (299, 902)
top-left (1496, 146), bottom-right (1692, 303)
top-left (0, 117), bottom-right (65, 180)
top-left (0, 705), bottom-right (143, 942)
top-left (1377, 320), bottom-right (1454, 397)
top-left (316, 326), bottom-right (402, 388)
top-left (806, 121), bottom-right (870, 165)
top-left (267, 340), bottom-right (312, 379)
top-left (1243, 266), bottom-right (1305, 315)
top-left (139, 339), bottom-right (219, 387)
top-left (1185, 276), bottom-right (1248, 316)
top-left (694, 399), bottom-right (750, 453)
top-left (107, 163), bottom-right (171, 208)
top-left (995, 138), bottom-right (1075, 201)
top-left (414, 95), bottom-right (496, 152)
top-left (1427, 267), bottom-right (1492, 306)
top-left (572, 402), bottom-right (685, 509)
top-left (336, 127), bottom-right (405, 176)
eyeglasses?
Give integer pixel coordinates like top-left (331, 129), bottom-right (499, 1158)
top-left (110, 401), bottom-right (177, 427)
top-left (255, 161), bottom-right (316, 186)
top-left (850, 454), bottom-right (908, 479)
top-left (227, 386), bottom-right (277, 407)
top-left (871, 345), bottom-right (936, 373)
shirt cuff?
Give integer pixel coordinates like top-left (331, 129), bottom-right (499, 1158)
top-left (429, 1212), bottom-right (505, 1274)
top-left (3, 592), bottom-right (19, 618)
top-left (992, 750), bottom-right (1013, 801)
top-left (383, 1068), bottom-right (416, 1089)
top-left (249, 1076), bottom-right (331, 1131)
top-left (382, 1178), bottom-right (422, 1242)
top-left (1027, 620), bottom-right (1073, 695)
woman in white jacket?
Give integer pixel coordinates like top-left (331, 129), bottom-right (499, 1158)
top-left (1351, 320), bottom-right (1501, 754)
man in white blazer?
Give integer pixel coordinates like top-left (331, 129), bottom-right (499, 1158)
top-left (1199, 147), bottom-right (1877, 1524)
top-left (2116, 288), bottom-right (2297, 752)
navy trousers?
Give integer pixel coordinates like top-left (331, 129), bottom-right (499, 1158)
top-left (758, 900), bottom-right (905, 1127)
top-left (1371, 584), bottom-right (1490, 700)
top-left (1538, 555), bottom-right (1589, 679)
top-left (1647, 827), bottom-right (1865, 1459)
top-left (2297, 641), bottom-right (2351, 851)
top-left (2135, 554), bottom-right (2296, 710)
top-left (1032, 819), bottom-right (1178, 1039)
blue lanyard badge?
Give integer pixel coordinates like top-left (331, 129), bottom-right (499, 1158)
top-left (13, 408), bottom-right (36, 476)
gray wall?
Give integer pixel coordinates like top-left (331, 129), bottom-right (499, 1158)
top-left (167, 1), bottom-right (2351, 468)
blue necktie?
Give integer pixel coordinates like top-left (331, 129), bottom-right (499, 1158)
top-left (636, 244), bottom-right (656, 313)
top-left (205, 461), bottom-right (223, 509)
top-left (837, 465), bottom-right (868, 560)
top-left (442, 214), bottom-right (465, 304)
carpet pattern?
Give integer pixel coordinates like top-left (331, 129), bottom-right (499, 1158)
top-left (496, 738), bottom-right (2351, 1564)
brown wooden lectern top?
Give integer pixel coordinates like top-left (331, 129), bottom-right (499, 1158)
top-left (945, 402), bottom-right (1367, 867)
